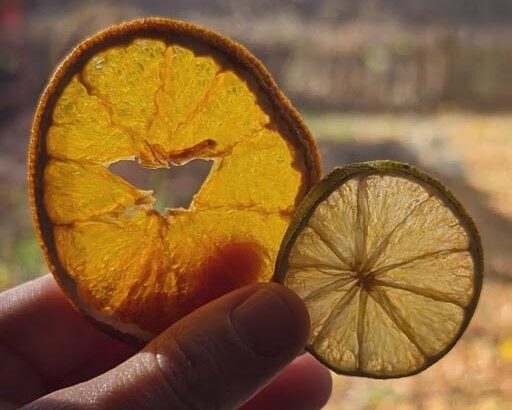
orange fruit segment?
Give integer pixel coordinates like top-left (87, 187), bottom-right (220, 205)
top-left (275, 161), bottom-right (483, 378)
top-left (29, 18), bottom-right (320, 341)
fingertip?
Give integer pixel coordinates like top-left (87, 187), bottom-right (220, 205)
top-left (260, 282), bottom-right (311, 345)
top-left (230, 283), bottom-right (310, 357)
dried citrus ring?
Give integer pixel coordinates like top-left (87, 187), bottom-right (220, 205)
top-left (28, 18), bottom-right (320, 341)
top-left (274, 161), bottom-right (483, 378)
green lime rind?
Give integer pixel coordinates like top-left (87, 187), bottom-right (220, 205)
top-left (273, 160), bottom-right (483, 379)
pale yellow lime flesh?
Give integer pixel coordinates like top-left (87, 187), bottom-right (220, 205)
top-left (274, 161), bottom-right (483, 378)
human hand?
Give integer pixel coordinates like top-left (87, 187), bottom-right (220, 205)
top-left (0, 275), bottom-right (331, 409)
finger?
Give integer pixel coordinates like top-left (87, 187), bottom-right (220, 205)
top-left (24, 283), bottom-right (309, 410)
top-left (0, 275), bottom-right (135, 403)
top-left (241, 354), bottom-right (332, 410)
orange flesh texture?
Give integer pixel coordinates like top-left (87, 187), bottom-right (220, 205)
top-left (42, 38), bottom-right (312, 336)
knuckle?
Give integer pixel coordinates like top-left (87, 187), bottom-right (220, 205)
top-left (149, 331), bottom-right (227, 410)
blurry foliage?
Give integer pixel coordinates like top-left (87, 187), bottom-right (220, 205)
top-left (12, 234), bottom-right (45, 276)
top-left (0, 185), bottom-right (46, 288)
top-left (3, 1), bottom-right (512, 117)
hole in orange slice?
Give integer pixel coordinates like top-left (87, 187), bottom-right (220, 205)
top-left (109, 159), bottom-right (212, 212)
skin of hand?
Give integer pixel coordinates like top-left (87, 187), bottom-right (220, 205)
top-left (0, 275), bottom-right (332, 409)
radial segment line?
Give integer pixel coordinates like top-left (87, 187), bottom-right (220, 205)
top-left (354, 176), bottom-right (369, 269)
top-left (142, 139), bottom-right (169, 166)
top-left (288, 262), bottom-right (354, 272)
top-left (288, 267), bottom-right (355, 278)
top-left (303, 276), bottom-right (356, 304)
top-left (52, 202), bottom-right (154, 227)
top-left (48, 152), bottom-right (104, 165)
top-left (193, 202), bottom-right (293, 215)
top-left (76, 73), bottom-right (119, 118)
top-left (75, 74), bottom-right (139, 145)
top-left (372, 277), bottom-right (466, 308)
top-left (356, 289), bottom-right (368, 370)
top-left (313, 286), bottom-right (359, 346)
top-left (145, 49), bottom-right (168, 135)
top-left (362, 195), bottom-right (433, 272)
top-left (368, 288), bottom-right (427, 358)
top-left (371, 248), bottom-right (467, 277)
top-left (308, 223), bottom-right (353, 269)
top-left (174, 71), bottom-right (225, 134)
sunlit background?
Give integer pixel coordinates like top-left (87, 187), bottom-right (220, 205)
top-left (1, 1), bottom-right (512, 408)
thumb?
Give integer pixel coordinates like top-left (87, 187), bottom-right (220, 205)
top-left (24, 283), bottom-right (310, 410)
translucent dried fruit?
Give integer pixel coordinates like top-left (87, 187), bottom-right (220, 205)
top-left (275, 161), bottom-right (483, 378)
top-left (29, 18), bottom-right (320, 341)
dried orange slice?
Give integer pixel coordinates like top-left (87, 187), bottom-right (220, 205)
top-left (28, 18), bottom-right (320, 341)
top-left (275, 161), bottom-right (483, 378)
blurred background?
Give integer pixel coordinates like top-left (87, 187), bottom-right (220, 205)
top-left (1, 0), bottom-right (511, 408)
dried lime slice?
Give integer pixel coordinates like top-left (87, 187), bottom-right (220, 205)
top-left (274, 161), bottom-right (483, 378)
